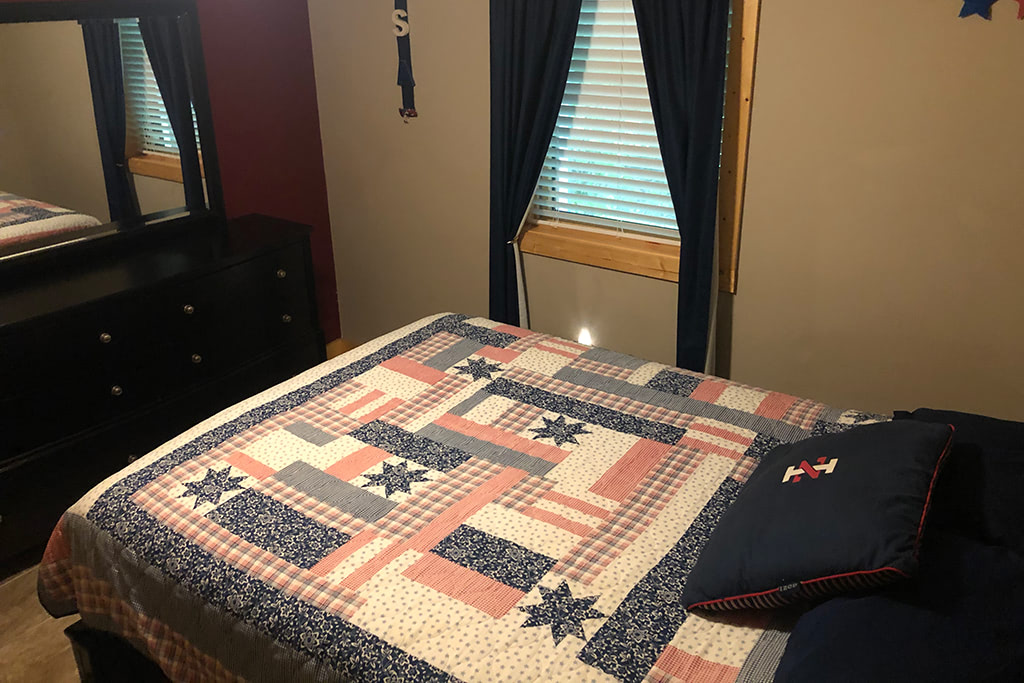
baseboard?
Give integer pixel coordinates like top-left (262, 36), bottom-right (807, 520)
top-left (326, 338), bottom-right (357, 360)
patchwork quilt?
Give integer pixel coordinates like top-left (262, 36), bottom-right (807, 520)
top-left (38, 314), bottom-right (879, 682)
top-left (0, 191), bottom-right (101, 248)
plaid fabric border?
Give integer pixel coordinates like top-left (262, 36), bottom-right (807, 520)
top-left (491, 401), bottom-right (546, 433)
top-left (400, 331), bottom-right (463, 364)
top-left (285, 389), bottom-right (368, 438)
top-left (369, 457), bottom-right (507, 541)
top-left (779, 397), bottom-right (828, 430)
top-left (555, 444), bottom-right (708, 585)
top-left (133, 458), bottom-right (364, 618)
top-left (570, 357), bottom-right (636, 381)
top-left (503, 367), bottom-right (690, 428)
top-left (382, 373), bottom-right (472, 428)
top-left (71, 565), bottom-right (239, 682)
top-left (506, 332), bottom-right (552, 353)
top-left (730, 455), bottom-right (758, 484)
top-left (36, 517), bottom-right (76, 611)
top-left (222, 383), bottom-right (367, 451)
top-left (258, 478), bottom-right (367, 539)
top-left (492, 474), bottom-right (555, 512)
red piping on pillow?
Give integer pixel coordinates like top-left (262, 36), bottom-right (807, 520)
top-left (686, 566), bottom-right (909, 611)
top-left (799, 564), bottom-right (909, 586)
top-left (913, 425), bottom-right (955, 557)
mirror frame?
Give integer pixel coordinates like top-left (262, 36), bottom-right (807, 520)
top-left (0, 0), bottom-right (224, 261)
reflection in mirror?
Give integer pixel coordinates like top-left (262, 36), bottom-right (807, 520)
top-left (0, 8), bottom-right (213, 261)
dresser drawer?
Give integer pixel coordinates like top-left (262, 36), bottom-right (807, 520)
top-left (0, 293), bottom-right (165, 387)
top-left (0, 362), bottom-right (176, 460)
top-left (159, 244), bottom-right (314, 361)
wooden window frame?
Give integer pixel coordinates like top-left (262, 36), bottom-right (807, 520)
top-left (127, 151), bottom-right (205, 184)
top-left (519, 0), bottom-right (761, 294)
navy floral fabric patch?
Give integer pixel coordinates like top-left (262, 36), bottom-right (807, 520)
top-left (349, 421), bottom-right (473, 472)
top-left (206, 490), bottom-right (351, 570)
top-left (485, 378), bottom-right (686, 444)
top-left (431, 525), bottom-right (556, 593)
top-left (811, 420), bottom-right (854, 438)
top-left (578, 478), bottom-right (742, 682)
top-left (645, 370), bottom-right (703, 398)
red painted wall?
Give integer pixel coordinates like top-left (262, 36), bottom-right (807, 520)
top-left (2, 0), bottom-right (341, 340)
top-left (194, 0), bottom-right (340, 339)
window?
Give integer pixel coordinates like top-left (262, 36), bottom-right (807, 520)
top-left (522, 0), bottom-right (761, 293)
top-left (118, 19), bottom-right (200, 158)
top-left (529, 0), bottom-right (676, 238)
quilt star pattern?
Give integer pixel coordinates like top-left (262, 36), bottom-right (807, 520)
top-left (38, 313), bottom-right (884, 683)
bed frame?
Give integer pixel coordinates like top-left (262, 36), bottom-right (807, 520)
top-left (65, 621), bottom-right (169, 683)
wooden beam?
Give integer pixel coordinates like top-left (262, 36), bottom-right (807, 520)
top-left (717, 0), bottom-right (762, 294)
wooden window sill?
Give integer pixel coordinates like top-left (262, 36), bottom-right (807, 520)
top-left (127, 152), bottom-right (204, 183)
top-left (519, 223), bottom-right (681, 283)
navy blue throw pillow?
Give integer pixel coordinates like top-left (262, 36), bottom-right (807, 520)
top-left (893, 408), bottom-right (1024, 556)
top-left (682, 421), bottom-right (954, 611)
top-left (774, 531), bottom-right (1024, 683)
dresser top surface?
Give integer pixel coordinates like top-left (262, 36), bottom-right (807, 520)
top-left (0, 214), bottom-right (312, 330)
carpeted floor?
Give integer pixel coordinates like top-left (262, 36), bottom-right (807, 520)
top-left (0, 566), bottom-right (78, 683)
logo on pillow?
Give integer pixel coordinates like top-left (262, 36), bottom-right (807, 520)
top-left (783, 457), bottom-right (838, 483)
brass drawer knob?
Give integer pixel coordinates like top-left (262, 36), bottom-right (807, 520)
top-left (99, 332), bottom-right (112, 344)
top-left (111, 385), bottom-right (123, 397)
top-left (281, 314), bottom-right (292, 324)
top-left (183, 304), bottom-right (195, 315)
top-left (191, 353), bottom-right (203, 364)
top-left (276, 268), bottom-right (287, 279)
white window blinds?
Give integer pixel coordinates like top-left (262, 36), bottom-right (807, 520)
top-left (118, 19), bottom-right (199, 156)
top-left (529, 0), bottom-right (677, 236)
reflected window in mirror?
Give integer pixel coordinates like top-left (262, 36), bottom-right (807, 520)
top-left (0, 0), bottom-right (222, 263)
top-left (119, 19), bottom-right (204, 185)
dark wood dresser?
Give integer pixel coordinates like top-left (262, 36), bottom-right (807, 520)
top-left (0, 214), bottom-right (326, 574)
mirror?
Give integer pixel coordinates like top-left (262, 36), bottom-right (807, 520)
top-left (0, 0), bottom-right (222, 261)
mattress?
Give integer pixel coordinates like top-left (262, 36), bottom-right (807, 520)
top-left (0, 191), bottom-right (102, 249)
top-left (38, 313), bottom-right (879, 682)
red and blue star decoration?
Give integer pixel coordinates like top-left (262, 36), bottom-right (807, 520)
top-left (958, 0), bottom-right (1024, 19)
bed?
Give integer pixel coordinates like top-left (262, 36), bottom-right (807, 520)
top-left (0, 191), bottom-right (102, 249)
top-left (35, 313), bottom-right (954, 681)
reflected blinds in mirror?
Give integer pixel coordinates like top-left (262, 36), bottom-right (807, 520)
top-left (118, 19), bottom-right (199, 157)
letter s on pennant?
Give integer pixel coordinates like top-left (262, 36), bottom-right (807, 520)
top-left (392, 9), bottom-right (410, 37)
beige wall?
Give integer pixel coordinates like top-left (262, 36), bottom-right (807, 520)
top-left (307, 0), bottom-right (677, 358)
top-left (524, 254), bottom-right (677, 365)
top-left (729, 0), bottom-right (1024, 420)
top-left (308, 0), bottom-right (490, 343)
top-left (309, 1), bottom-right (1023, 420)
top-left (0, 21), bottom-right (188, 233)
top-left (0, 21), bottom-right (110, 222)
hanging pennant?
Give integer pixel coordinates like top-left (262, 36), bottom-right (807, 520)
top-left (393, 0), bottom-right (417, 121)
top-left (958, 0), bottom-right (998, 19)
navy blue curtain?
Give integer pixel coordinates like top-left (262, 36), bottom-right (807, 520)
top-left (633, 0), bottom-right (730, 370)
top-left (139, 16), bottom-right (205, 212)
top-left (81, 20), bottom-right (140, 222)
top-left (489, 0), bottom-right (583, 324)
